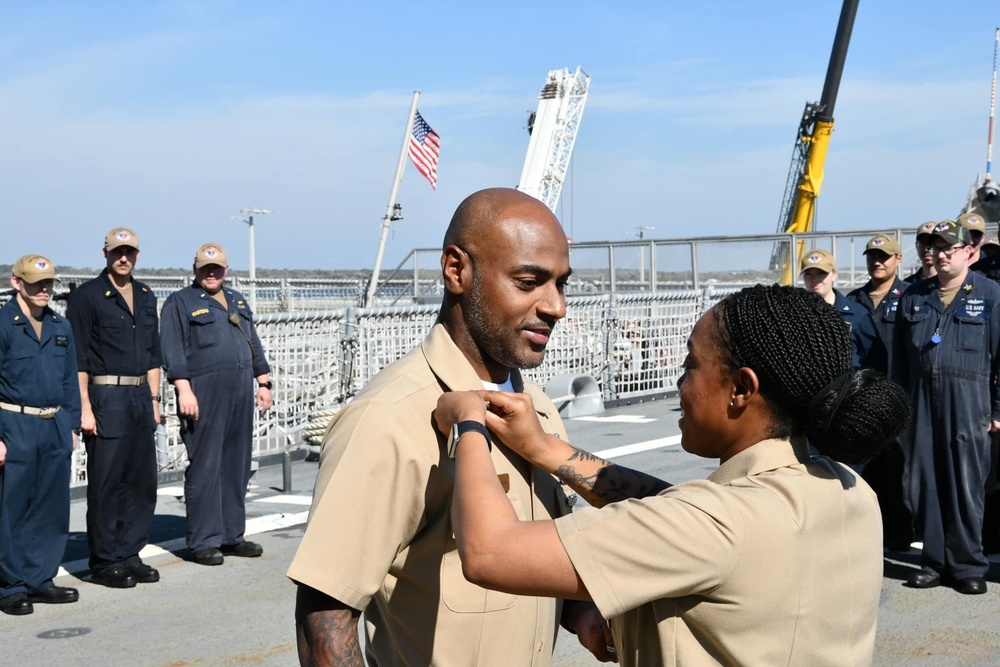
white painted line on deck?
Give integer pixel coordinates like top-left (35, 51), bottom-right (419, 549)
top-left (56, 509), bottom-right (311, 581)
top-left (245, 510), bottom-right (310, 534)
top-left (138, 544), bottom-right (169, 559)
top-left (593, 434), bottom-right (682, 459)
top-left (251, 495), bottom-right (313, 506)
top-left (573, 415), bottom-right (657, 423)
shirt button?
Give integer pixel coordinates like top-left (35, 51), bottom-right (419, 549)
top-left (537, 642), bottom-right (544, 652)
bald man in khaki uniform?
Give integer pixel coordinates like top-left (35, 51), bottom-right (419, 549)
top-left (290, 188), bottom-right (610, 666)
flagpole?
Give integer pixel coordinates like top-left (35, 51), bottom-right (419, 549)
top-left (365, 90), bottom-right (420, 307)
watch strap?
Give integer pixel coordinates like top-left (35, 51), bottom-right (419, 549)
top-left (448, 420), bottom-right (491, 458)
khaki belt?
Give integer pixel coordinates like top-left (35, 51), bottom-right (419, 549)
top-left (90, 375), bottom-right (147, 387)
top-left (0, 402), bottom-right (60, 419)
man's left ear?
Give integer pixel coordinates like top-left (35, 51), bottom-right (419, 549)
top-left (440, 245), bottom-right (470, 295)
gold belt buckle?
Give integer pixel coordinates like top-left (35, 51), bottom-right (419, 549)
top-left (37, 407), bottom-right (58, 419)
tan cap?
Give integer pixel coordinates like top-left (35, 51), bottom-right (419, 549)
top-left (12, 254), bottom-right (59, 283)
top-left (800, 248), bottom-right (836, 274)
top-left (864, 234), bottom-right (902, 256)
top-left (194, 243), bottom-right (228, 269)
top-left (915, 221), bottom-right (938, 240)
top-left (104, 227), bottom-right (140, 251)
top-left (957, 212), bottom-right (987, 234)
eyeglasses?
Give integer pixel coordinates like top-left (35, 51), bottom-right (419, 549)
top-left (930, 244), bottom-right (967, 258)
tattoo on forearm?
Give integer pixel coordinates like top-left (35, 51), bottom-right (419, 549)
top-left (300, 610), bottom-right (364, 667)
top-left (568, 447), bottom-right (607, 464)
top-left (555, 449), bottom-right (670, 505)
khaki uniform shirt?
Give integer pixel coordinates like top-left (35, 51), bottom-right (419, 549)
top-left (288, 324), bottom-right (572, 666)
top-left (556, 437), bottom-right (882, 667)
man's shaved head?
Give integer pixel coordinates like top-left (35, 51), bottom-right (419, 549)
top-left (443, 188), bottom-right (560, 255)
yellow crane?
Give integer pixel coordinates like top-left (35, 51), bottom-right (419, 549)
top-left (772, 0), bottom-right (860, 284)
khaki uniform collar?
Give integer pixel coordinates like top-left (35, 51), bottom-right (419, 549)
top-left (708, 436), bottom-right (809, 485)
top-left (421, 323), bottom-right (552, 418)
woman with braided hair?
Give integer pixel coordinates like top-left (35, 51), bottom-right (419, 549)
top-left (434, 284), bottom-right (910, 666)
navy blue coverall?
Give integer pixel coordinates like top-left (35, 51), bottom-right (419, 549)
top-left (893, 273), bottom-right (1000, 580)
top-left (159, 284), bottom-right (269, 552)
top-left (832, 290), bottom-right (879, 369)
top-left (66, 270), bottom-right (160, 574)
top-left (0, 298), bottom-right (81, 597)
top-left (969, 255), bottom-right (1000, 550)
top-left (848, 277), bottom-right (912, 547)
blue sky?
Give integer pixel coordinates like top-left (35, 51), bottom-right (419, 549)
top-left (2, 1), bottom-right (998, 271)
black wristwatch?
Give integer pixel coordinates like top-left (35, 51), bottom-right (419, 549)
top-left (259, 381), bottom-right (273, 390)
top-left (447, 421), bottom-right (491, 458)
top-left (151, 394), bottom-right (162, 402)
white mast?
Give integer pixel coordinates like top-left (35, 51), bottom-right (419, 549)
top-left (517, 67), bottom-right (590, 214)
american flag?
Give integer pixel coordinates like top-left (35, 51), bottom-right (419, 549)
top-left (408, 110), bottom-right (440, 190)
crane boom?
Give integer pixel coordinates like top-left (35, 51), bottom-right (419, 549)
top-left (772, 0), bottom-right (859, 283)
top-left (517, 67), bottom-right (590, 214)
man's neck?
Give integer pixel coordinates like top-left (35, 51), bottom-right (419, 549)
top-left (107, 270), bottom-right (131, 289)
top-left (869, 276), bottom-right (895, 293)
top-left (937, 267), bottom-right (969, 290)
top-left (15, 294), bottom-right (44, 320)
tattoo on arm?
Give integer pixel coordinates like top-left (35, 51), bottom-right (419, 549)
top-left (555, 447), bottom-right (670, 507)
top-left (295, 585), bottom-right (364, 667)
top-left (567, 447), bottom-right (606, 464)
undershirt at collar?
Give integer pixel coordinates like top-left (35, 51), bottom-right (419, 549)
top-left (482, 376), bottom-right (515, 393)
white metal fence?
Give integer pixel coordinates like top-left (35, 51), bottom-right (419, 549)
top-left (28, 224), bottom-right (985, 486)
top-left (65, 288), bottom-right (736, 486)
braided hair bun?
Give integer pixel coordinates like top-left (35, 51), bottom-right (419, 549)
top-left (715, 284), bottom-right (910, 464)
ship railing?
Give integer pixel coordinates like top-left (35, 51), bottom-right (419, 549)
top-left (64, 289), bottom-right (740, 486)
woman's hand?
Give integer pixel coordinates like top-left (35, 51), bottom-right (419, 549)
top-left (480, 391), bottom-right (551, 464)
top-left (435, 391), bottom-right (488, 435)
